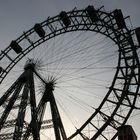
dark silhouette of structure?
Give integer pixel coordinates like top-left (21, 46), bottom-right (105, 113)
top-left (0, 5), bottom-right (139, 140)
top-left (118, 125), bottom-right (137, 140)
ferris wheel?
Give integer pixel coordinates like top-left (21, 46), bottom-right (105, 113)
top-left (0, 5), bottom-right (140, 140)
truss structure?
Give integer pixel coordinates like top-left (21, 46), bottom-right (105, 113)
top-left (0, 6), bottom-right (140, 140)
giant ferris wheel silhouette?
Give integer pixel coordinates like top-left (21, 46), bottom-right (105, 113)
top-left (0, 5), bottom-right (140, 140)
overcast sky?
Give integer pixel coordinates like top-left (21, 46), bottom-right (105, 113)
top-left (0, 0), bottom-right (140, 139)
top-left (0, 0), bottom-right (140, 48)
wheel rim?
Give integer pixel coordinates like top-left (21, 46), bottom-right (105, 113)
top-left (0, 7), bottom-right (139, 140)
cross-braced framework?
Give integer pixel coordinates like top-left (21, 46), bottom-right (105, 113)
top-left (0, 6), bottom-right (140, 140)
